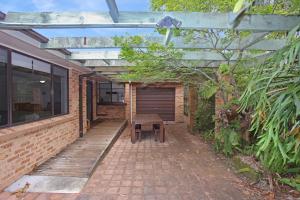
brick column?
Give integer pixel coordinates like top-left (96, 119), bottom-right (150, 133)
top-left (175, 85), bottom-right (184, 123)
top-left (187, 85), bottom-right (198, 133)
top-left (82, 78), bottom-right (87, 134)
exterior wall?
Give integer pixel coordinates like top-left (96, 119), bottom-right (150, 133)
top-left (215, 74), bottom-right (231, 133)
top-left (175, 85), bottom-right (184, 123)
top-left (92, 80), bottom-right (98, 121)
top-left (185, 85), bottom-right (198, 133)
top-left (0, 30), bottom-right (92, 191)
top-left (0, 69), bottom-right (82, 190)
top-left (97, 105), bottom-right (126, 119)
top-left (125, 83), bottom-right (131, 123)
top-left (82, 78), bottom-right (87, 133)
top-left (124, 83), bottom-right (184, 123)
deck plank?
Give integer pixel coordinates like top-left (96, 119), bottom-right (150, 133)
top-left (31, 120), bottom-right (127, 177)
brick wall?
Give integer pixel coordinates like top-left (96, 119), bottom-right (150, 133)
top-left (0, 69), bottom-right (84, 191)
top-left (92, 80), bottom-right (98, 121)
top-left (82, 78), bottom-right (87, 134)
top-left (215, 74), bottom-right (231, 133)
top-left (175, 85), bottom-right (184, 123)
top-left (184, 85), bottom-right (198, 133)
top-left (97, 105), bottom-right (126, 119)
top-left (124, 83), bottom-right (184, 123)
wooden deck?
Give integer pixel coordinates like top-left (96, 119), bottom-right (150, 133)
top-left (31, 120), bottom-right (127, 178)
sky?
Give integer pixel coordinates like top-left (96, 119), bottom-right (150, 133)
top-left (0, 0), bottom-right (159, 37)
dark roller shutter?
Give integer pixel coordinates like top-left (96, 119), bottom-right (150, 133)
top-left (136, 87), bottom-right (175, 121)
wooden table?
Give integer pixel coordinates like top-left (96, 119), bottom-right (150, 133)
top-left (131, 114), bottom-right (165, 143)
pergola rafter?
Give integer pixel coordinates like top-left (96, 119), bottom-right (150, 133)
top-left (238, 32), bottom-right (269, 50)
top-left (83, 60), bottom-right (132, 67)
top-left (69, 50), bottom-right (256, 61)
top-left (105, 0), bottom-right (119, 23)
top-left (41, 36), bottom-right (286, 51)
top-left (81, 60), bottom-right (225, 68)
top-left (0, 11), bottom-right (299, 31)
top-left (0, 0), bottom-right (298, 79)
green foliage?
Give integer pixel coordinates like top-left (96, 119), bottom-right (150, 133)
top-left (198, 80), bottom-right (218, 99)
top-left (240, 145), bottom-right (256, 156)
top-left (195, 96), bottom-right (215, 132)
top-left (233, 0), bottom-right (246, 13)
top-left (232, 63), bottom-right (254, 92)
top-left (239, 28), bottom-right (300, 173)
top-left (152, 0), bottom-right (300, 15)
top-left (114, 36), bottom-right (186, 82)
top-left (215, 127), bottom-right (241, 156)
top-left (202, 130), bottom-right (215, 141)
top-left (218, 64), bottom-right (231, 75)
top-left (249, 0), bottom-right (300, 15)
top-left (279, 177), bottom-right (300, 191)
top-left (151, 0), bottom-right (236, 12)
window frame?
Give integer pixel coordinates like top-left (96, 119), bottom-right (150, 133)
top-left (52, 64), bottom-right (69, 116)
top-left (0, 45), bottom-right (69, 129)
top-left (98, 81), bottom-right (125, 105)
top-left (0, 48), bottom-right (9, 128)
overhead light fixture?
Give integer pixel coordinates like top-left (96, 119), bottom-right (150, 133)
top-left (156, 16), bottom-right (182, 28)
top-left (39, 80), bottom-right (46, 84)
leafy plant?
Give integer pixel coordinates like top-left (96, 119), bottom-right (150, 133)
top-left (239, 26), bottom-right (300, 173)
top-left (215, 127), bottom-right (241, 156)
top-left (195, 96), bottom-right (215, 132)
top-left (279, 177), bottom-right (300, 191)
top-left (202, 130), bottom-right (215, 141)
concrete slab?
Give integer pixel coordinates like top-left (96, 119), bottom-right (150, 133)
top-left (5, 175), bottom-right (88, 193)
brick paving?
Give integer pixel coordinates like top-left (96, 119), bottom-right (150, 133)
top-left (0, 123), bottom-right (263, 200)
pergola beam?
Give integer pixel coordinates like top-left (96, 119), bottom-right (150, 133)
top-left (83, 60), bottom-right (132, 67)
top-left (105, 0), bottom-right (119, 23)
top-left (102, 59), bottom-right (110, 65)
top-left (99, 71), bottom-right (122, 75)
top-left (41, 36), bottom-right (286, 51)
top-left (92, 66), bottom-right (129, 72)
top-left (239, 32), bottom-right (269, 50)
top-left (83, 60), bottom-right (231, 68)
top-left (229, 1), bottom-right (254, 28)
top-left (69, 50), bottom-right (245, 61)
top-left (1, 11), bottom-right (299, 31)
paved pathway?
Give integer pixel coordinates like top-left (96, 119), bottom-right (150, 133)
top-left (3, 120), bottom-right (126, 194)
top-left (0, 123), bottom-right (263, 200)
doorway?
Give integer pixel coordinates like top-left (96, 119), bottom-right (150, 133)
top-left (86, 81), bottom-right (93, 123)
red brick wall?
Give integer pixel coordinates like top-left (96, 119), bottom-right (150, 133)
top-left (184, 85), bottom-right (198, 133)
top-left (0, 69), bottom-right (84, 191)
top-left (124, 83), bottom-right (184, 123)
top-left (92, 80), bottom-right (98, 121)
top-left (97, 105), bottom-right (126, 119)
top-left (82, 78), bottom-right (87, 134)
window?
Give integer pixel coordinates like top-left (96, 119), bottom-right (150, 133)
top-left (98, 82), bottom-right (125, 104)
top-left (12, 53), bottom-right (52, 123)
top-left (53, 66), bottom-right (68, 115)
top-left (0, 48), bottom-right (8, 126)
top-left (0, 49), bottom-right (69, 127)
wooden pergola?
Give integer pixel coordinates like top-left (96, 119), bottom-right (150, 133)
top-left (0, 0), bottom-right (299, 80)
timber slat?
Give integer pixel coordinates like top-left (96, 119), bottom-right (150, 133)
top-left (30, 120), bottom-right (127, 177)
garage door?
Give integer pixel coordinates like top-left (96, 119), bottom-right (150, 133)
top-left (136, 87), bottom-right (175, 121)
